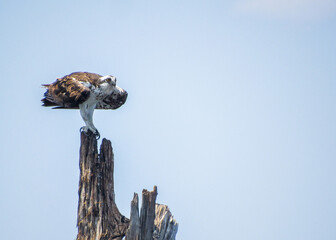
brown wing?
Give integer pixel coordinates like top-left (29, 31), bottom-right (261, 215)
top-left (64, 72), bottom-right (102, 86)
top-left (41, 72), bottom-right (101, 108)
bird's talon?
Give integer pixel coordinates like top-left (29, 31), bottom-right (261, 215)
top-left (80, 127), bottom-right (90, 136)
top-left (95, 131), bottom-right (100, 140)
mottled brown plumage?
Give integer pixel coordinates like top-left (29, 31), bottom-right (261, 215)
top-left (42, 72), bottom-right (102, 108)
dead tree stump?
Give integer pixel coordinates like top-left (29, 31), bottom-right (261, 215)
top-left (126, 188), bottom-right (178, 240)
top-left (77, 132), bottom-right (129, 240)
top-left (76, 132), bottom-right (178, 240)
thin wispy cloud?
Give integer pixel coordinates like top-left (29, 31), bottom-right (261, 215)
top-left (233, 0), bottom-right (336, 21)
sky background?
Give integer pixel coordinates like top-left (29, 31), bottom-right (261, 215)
top-left (0, 0), bottom-right (335, 239)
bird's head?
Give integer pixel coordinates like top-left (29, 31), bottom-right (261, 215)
top-left (99, 75), bottom-right (117, 86)
top-left (99, 75), bottom-right (128, 109)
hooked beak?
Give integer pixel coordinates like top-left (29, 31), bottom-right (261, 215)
top-left (120, 90), bottom-right (128, 104)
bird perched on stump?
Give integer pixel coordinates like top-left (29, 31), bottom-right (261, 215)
top-left (41, 72), bottom-right (128, 139)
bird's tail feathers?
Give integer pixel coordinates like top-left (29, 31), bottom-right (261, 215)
top-left (41, 87), bottom-right (57, 107)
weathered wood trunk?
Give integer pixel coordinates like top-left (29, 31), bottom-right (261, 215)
top-left (76, 132), bottom-right (178, 240)
top-left (77, 132), bottom-right (129, 240)
top-left (126, 188), bottom-right (178, 240)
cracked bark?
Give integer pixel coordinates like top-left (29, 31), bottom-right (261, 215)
top-left (77, 132), bottom-right (129, 240)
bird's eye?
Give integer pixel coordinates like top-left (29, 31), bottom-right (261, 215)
top-left (112, 78), bottom-right (117, 86)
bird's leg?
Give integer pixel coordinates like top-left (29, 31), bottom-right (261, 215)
top-left (79, 103), bottom-right (100, 139)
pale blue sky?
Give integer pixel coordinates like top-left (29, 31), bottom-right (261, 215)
top-left (0, 1), bottom-right (335, 239)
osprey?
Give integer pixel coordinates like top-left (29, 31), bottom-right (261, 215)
top-left (42, 72), bottom-right (128, 139)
